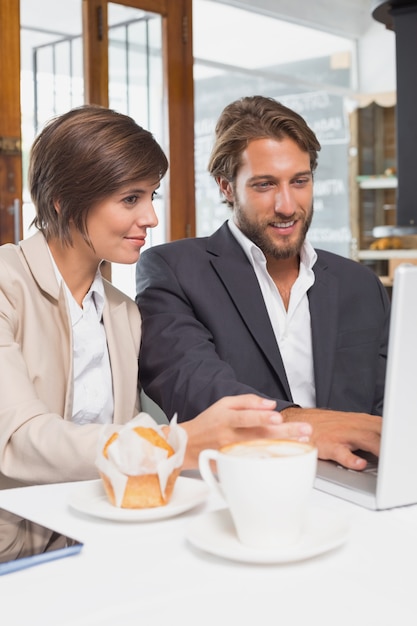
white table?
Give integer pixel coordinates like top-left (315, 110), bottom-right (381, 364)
top-left (1, 475), bottom-right (416, 626)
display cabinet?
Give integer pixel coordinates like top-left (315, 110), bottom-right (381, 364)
top-left (350, 100), bottom-right (417, 287)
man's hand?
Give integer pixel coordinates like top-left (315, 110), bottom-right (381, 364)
top-left (281, 406), bottom-right (382, 470)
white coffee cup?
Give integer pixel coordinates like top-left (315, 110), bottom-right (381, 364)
top-left (199, 439), bottom-right (317, 550)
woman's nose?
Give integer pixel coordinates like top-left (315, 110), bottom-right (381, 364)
top-left (138, 200), bottom-right (159, 228)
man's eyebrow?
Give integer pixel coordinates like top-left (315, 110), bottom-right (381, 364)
top-left (247, 170), bottom-right (313, 182)
top-left (247, 174), bottom-right (276, 182)
top-left (291, 170), bottom-right (313, 178)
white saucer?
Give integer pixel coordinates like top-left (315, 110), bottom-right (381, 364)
top-left (68, 477), bottom-right (209, 522)
top-left (187, 507), bottom-right (350, 564)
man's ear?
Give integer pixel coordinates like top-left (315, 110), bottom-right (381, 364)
top-left (53, 199), bottom-right (61, 214)
top-left (217, 177), bottom-right (234, 203)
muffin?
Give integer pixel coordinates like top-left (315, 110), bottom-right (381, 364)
top-left (96, 413), bottom-right (187, 509)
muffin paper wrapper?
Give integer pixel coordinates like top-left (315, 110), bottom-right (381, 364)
top-left (95, 413), bottom-right (187, 507)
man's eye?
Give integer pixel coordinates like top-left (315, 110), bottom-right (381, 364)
top-left (152, 191), bottom-right (159, 201)
top-left (253, 182), bottom-right (272, 190)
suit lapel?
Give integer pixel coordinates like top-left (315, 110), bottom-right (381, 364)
top-left (308, 255), bottom-right (339, 407)
top-left (207, 224), bottom-right (292, 399)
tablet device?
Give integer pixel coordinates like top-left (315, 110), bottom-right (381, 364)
top-left (0, 507), bottom-right (83, 575)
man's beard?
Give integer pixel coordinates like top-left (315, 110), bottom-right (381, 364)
top-left (234, 203), bottom-right (313, 260)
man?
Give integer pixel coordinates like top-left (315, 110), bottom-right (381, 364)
top-left (136, 95), bottom-right (390, 470)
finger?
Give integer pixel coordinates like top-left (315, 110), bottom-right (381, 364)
top-left (228, 408), bottom-right (283, 429)
top-left (318, 443), bottom-right (368, 470)
top-left (267, 421), bottom-right (313, 442)
top-left (346, 430), bottom-right (381, 457)
top-left (231, 410), bottom-right (312, 439)
top-left (220, 394), bottom-right (277, 411)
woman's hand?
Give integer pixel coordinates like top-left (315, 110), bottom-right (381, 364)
top-left (177, 394), bottom-right (312, 470)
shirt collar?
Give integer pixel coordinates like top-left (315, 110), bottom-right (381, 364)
top-left (46, 245), bottom-right (106, 321)
top-left (227, 217), bottom-right (317, 272)
top-left (88, 270), bottom-right (106, 319)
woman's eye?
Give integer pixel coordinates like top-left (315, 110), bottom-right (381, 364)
top-left (124, 195), bottom-right (138, 205)
top-left (151, 191), bottom-right (159, 201)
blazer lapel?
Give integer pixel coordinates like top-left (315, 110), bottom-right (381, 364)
top-left (207, 224), bottom-right (292, 399)
top-left (20, 232), bottom-right (74, 417)
top-left (19, 231), bottom-right (60, 300)
top-left (308, 255), bottom-right (339, 407)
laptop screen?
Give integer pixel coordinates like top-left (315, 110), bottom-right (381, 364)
top-left (315, 263), bottom-right (417, 510)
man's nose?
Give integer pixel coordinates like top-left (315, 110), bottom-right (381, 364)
top-left (274, 187), bottom-right (296, 215)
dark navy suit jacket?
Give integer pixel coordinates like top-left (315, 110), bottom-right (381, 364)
top-left (136, 222), bottom-right (390, 423)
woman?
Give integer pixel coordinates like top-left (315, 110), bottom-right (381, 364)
top-left (0, 105), bottom-right (311, 485)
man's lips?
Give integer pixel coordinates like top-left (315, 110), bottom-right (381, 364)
top-left (270, 220), bottom-right (295, 229)
top-left (269, 220), bottom-right (297, 232)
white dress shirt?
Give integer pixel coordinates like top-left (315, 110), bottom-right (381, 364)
top-left (49, 253), bottom-right (114, 424)
top-left (228, 218), bottom-right (317, 407)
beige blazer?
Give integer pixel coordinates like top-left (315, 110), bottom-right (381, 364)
top-left (0, 231), bottom-right (141, 484)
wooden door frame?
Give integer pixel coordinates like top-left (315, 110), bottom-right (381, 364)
top-left (0, 0), bottom-right (22, 245)
top-left (83, 0), bottom-right (196, 241)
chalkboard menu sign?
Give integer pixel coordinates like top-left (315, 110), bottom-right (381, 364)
top-left (280, 92), bottom-right (351, 257)
top-left (195, 90), bottom-right (351, 258)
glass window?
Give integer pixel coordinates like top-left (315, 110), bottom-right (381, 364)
top-left (20, 1), bottom-right (165, 299)
top-left (108, 4), bottom-right (165, 298)
top-left (193, 0), bottom-right (356, 258)
top-left (20, 0), bottom-right (83, 238)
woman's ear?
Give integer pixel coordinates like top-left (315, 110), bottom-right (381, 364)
top-left (53, 199), bottom-right (61, 214)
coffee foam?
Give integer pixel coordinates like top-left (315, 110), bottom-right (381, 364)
top-left (222, 439), bottom-right (312, 458)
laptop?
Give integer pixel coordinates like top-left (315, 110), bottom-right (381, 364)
top-left (314, 263), bottom-right (417, 510)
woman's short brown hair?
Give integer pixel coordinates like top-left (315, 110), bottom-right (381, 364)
top-left (29, 105), bottom-right (168, 244)
top-left (208, 95), bottom-right (321, 207)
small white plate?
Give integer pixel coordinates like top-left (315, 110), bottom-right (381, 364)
top-left (68, 477), bottom-right (209, 522)
top-left (187, 507), bottom-right (350, 564)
